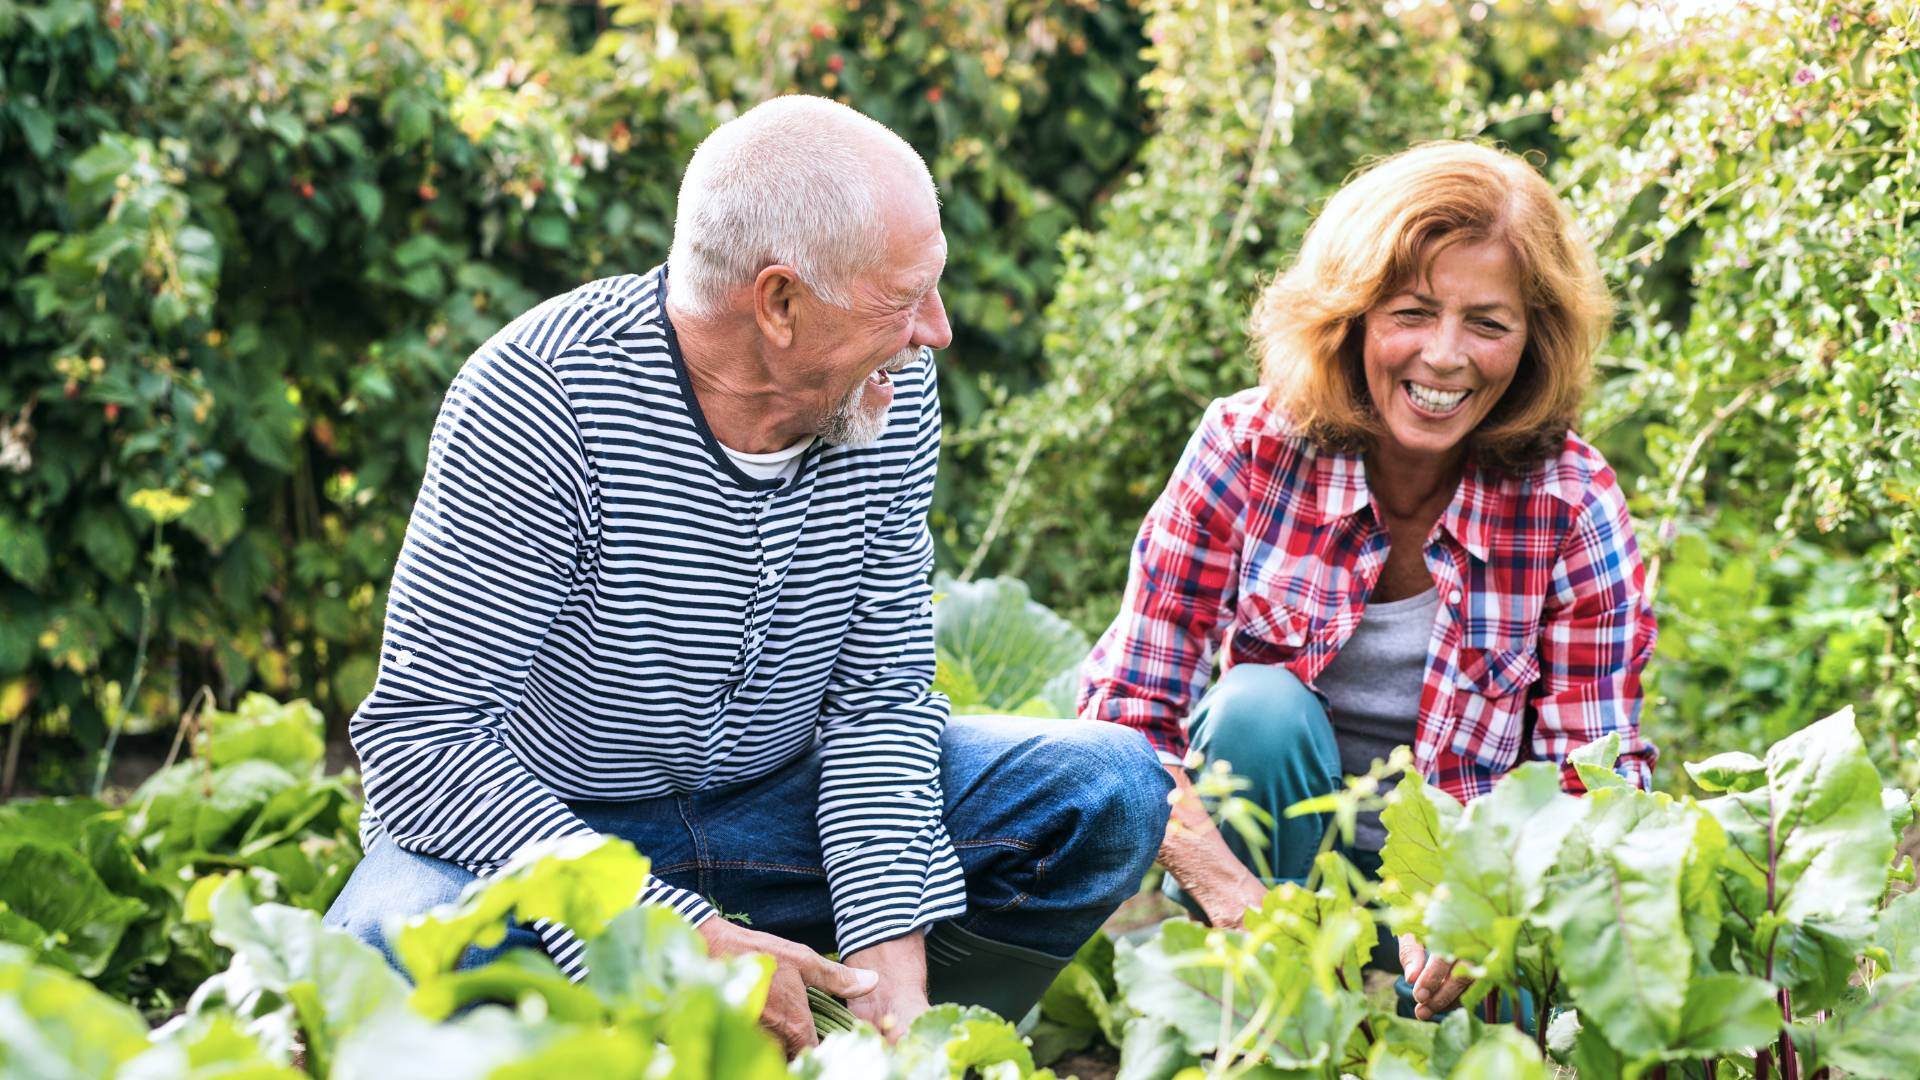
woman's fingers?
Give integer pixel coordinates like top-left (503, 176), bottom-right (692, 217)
top-left (1398, 937), bottom-right (1482, 1021)
top-left (1413, 953), bottom-right (1452, 1001)
top-left (1428, 970), bottom-right (1476, 1014)
top-left (1396, 934), bottom-right (1425, 982)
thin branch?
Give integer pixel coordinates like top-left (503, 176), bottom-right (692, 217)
top-left (1645, 366), bottom-right (1798, 598)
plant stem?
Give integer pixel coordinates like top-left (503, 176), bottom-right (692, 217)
top-left (1, 701), bottom-right (26, 799)
top-left (1483, 994), bottom-right (1498, 1024)
top-left (1704, 1058), bottom-right (1716, 1079)
top-left (1779, 987), bottom-right (1799, 1080)
top-left (1334, 967), bottom-right (1376, 1046)
top-left (1535, 986), bottom-right (1551, 1056)
top-left (92, 521), bottom-right (163, 797)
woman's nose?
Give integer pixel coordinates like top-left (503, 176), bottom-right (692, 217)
top-left (1420, 321), bottom-right (1469, 372)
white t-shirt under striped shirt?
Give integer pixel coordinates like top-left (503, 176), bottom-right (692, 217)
top-left (350, 266), bottom-right (965, 973)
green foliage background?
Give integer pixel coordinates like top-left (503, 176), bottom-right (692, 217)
top-left (0, 0), bottom-right (1152, 783)
top-left (2, 0), bottom-right (1916, 792)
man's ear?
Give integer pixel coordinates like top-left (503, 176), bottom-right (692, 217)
top-left (752, 265), bottom-right (801, 349)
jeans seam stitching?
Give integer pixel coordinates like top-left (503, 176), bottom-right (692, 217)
top-left (700, 859), bottom-right (828, 876)
top-left (677, 796), bottom-right (709, 897)
top-left (953, 837), bottom-right (1035, 851)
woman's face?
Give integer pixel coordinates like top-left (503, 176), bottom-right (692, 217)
top-left (1360, 238), bottom-right (1529, 464)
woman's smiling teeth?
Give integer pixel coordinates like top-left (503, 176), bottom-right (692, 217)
top-left (1404, 380), bottom-right (1470, 415)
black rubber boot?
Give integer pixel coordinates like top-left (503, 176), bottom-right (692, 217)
top-left (924, 921), bottom-right (1074, 1024)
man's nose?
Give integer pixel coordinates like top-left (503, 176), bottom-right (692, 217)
top-left (912, 288), bottom-right (953, 352)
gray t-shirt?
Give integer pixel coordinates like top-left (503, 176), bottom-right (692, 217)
top-left (1315, 587), bottom-right (1438, 851)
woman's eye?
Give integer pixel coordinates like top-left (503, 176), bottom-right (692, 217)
top-left (1393, 308), bottom-right (1430, 321)
top-left (1475, 319), bottom-right (1509, 333)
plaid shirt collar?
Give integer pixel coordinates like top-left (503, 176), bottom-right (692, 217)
top-left (1308, 446), bottom-right (1494, 562)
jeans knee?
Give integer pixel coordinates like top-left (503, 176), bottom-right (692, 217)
top-left (1047, 721), bottom-right (1173, 875)
top-left (323, 887), bottom-right (398, 965)
top-left (322, 830), bottom-right (478, 974)
top-left (1190, 664), bottom-right (1331, 778)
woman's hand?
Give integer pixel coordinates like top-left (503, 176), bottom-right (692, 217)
top-left (1184, 862), bottom-right (1272, 930)
top-left (1159, 764), bottom-right (1272, 928)
top-left (1397, 933), bottom-right (1474, 1020)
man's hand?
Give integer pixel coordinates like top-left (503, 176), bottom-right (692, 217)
top-left (700, 918), bottom-right (878, 1057)
top-left (842, 931), bottom-right (931, 1042)
top-left (1398, 933), bottom-right (1474, 1020)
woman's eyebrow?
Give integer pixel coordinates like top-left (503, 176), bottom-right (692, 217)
top-left (1406, 291), bottom-right (1518, 316)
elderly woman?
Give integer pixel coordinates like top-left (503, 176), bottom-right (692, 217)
top-left (1080, 141), bottom-right (1656, 1021)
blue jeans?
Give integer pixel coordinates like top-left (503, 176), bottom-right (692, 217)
top-left (1165, 663), bottom-right (1533, 1031)
top-left (325, 714), bottom-right (1171, 980)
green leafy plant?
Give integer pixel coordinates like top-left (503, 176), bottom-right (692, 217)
top-left (932, 574), bottom-right (1089, 716)
top-left (0, 693), bottom-right (359, 1014)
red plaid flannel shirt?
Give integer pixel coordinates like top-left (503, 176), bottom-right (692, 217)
top-left (1079, 388), bottom-right (1657, 802)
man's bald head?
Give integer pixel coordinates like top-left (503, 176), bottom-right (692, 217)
top-left (667, 96), bottom-right (937, 317)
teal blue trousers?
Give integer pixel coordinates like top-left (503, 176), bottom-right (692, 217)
top-left (1164, 662), bottom-right (1533, 1030)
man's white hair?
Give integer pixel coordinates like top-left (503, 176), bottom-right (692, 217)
top-left (667, 96), bottom-right (936, 316)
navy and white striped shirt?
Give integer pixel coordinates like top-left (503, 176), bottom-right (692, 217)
top-left (351, 266), bottom-right (966, 971)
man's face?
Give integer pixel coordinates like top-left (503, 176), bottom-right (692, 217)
top-left (799, 187), bottom-right (951, 447)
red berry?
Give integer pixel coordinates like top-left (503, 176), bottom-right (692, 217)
top-left (417, 183), bottom-right (438, 202)
top-left (299, 182), bottom-right (315, 199)
top-left (926, 87), bottom-right (942, 103)
top-left (104, 403), bottom-right (120, 422)
top-left (809, 22), bottom-right (831, 39)
top-left (529, 177), bottom-right (546, 194)
top-left (105, 12), bottom-right (121, 28)
top-left (827, 55), bottom-right (844, 73)
top-left (63, 380), bottom-right (79, 399)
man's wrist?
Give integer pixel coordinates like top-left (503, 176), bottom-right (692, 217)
top-left (842, 929), bottom-right (928, 996)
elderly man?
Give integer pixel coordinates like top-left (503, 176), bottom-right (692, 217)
top-left (322, 95), bottom-right (1170, 1052)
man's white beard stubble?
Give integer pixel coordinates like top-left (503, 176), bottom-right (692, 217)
top-left (815, 347), bottom-right (917, 448)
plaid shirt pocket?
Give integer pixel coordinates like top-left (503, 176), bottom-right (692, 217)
top-left (1448, 644), bottom-right (1541, 771)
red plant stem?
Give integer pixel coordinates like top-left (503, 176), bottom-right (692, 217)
top-left (1333, 967), bottom-right (1376, 1046)
top-left (1779, 987), bottom-right (1799, 1080)
top-left (1758, 1048), bottom-right (1773, 1080)
top-left (1535, 976), bottom-right (1554, 1055)
top-left (1705, 1058), bottom-right (1717, 1079)
top-left (1650, 1065), bottom-right (1667, 1080)
top-left (1483, 994), bottom-right (1498, 1023)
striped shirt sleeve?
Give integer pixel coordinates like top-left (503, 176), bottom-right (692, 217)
top-left (1533, 465), bottom-right (1659, 793)
top-left (351, 341), bottom-right (715, 967)
top-left (814, 353), bottom-right (968, 957)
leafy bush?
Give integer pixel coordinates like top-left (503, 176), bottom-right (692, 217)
top-left (950, 0), bottom-right (1614, 629)
top-left (7, 712), bottom-right (1915, 1077)
top-left (1550, 0), bottom-right (1920, 770)
top-left (0, 0), bottom-right (1151, 786)
top-left (0, 693), bottom-right (357, 1014)
top-left (1029, 711), bottom-right (1920, 1078)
